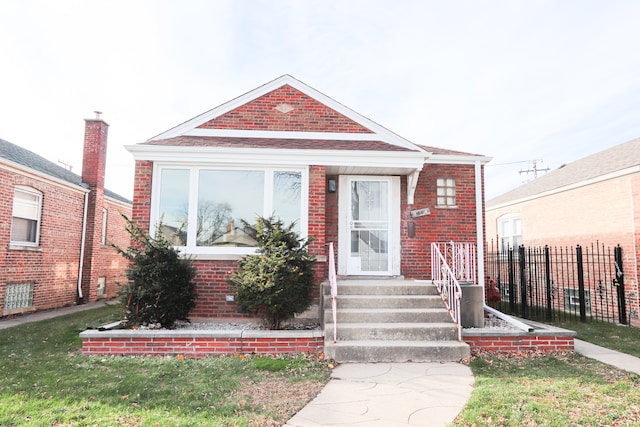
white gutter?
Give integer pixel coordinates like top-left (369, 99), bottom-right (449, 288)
top-left (77, 189), bottom-right (90, 301)
top-left (475, 161), bottom-right (486, 293)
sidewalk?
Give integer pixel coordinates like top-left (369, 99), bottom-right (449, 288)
top-left (574, 339), bottom-right (640, 375)
top-left (0, 300), bottom-right (116, 330)
top-left (285, 362), bottom-right (474, 427)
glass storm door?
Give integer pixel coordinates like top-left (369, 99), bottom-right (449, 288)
top-left (346, 178), bottom-right (391, 275)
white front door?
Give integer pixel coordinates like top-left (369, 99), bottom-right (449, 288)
top-left (338, 176), bottom-right (400, 276)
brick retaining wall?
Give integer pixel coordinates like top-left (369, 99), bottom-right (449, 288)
top-left (80, 329), bottom-right (324, 358)
top-left (464, 335), bottom-right (575, 352)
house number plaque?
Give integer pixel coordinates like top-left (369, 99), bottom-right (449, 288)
top-left (410, 208), bottom-right (431, 218)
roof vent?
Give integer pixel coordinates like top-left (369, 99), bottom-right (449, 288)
top-left (275, 103), bottom-right (294, 114)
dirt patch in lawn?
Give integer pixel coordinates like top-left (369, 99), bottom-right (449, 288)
top-left (230, 372), bottom-right (327, 426)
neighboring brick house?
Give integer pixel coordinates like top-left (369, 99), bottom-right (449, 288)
top-left (0, 115), bottom-right (132, 316)
top-left (486, 137), bottom-right (640, 322)
top-left (126, 75), bottom-right (491, 318)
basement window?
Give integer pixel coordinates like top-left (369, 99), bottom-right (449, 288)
top-left (3, 283), bottom-right (34, 313)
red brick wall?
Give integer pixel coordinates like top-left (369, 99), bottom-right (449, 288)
top-left (0, 170), bottom-right (85, 312)
top-left (402, 164), bottom-right (479, 278)
top-left (81, 333), bottom-right (324, 358)
top-left (464, 335), bottom-right (575, 352)
top-left (0, 167), bottom-right (131, 314)
top-left (198, 85), bottom-right (373, 133)
top-left (94, 198), bottom-right (133, 299)
top-left (131, 160), bottom-right (153, 231)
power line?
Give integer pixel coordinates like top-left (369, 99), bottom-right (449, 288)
top-left (519, 159), bottom-right (550, 178)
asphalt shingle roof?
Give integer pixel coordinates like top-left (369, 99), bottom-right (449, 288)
top-left (0, 138), bottom-right (131, 204)
top-left (488, 137), bottom-right (640, 207)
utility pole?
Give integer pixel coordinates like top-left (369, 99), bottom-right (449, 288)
top-left (519, 159), bottom-right (549, 179)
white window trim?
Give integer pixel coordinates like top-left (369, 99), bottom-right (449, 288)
top-left (150, 163), bottom-right (309, 255)
top-left (497, 213), bottom-right (521, 252)
top-left (436, 177), bottom-right (457, 208)
top-left (11, 186), bottom-right (43, 247)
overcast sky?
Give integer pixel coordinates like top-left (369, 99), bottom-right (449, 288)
top-left (2, 0), bottom-right (640, 201)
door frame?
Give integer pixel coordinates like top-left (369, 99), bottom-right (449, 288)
top-left (337, 175), bottom-right (401, 276)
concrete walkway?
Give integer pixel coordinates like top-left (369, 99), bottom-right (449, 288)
top-left (285, 362), bottom-right (474, 427)
top-left (0, 300), bottom-right (115, 330)
top-left (574, 338), bottom-right (640, 375)
top-left (4, 304), bottom-right (640, 426)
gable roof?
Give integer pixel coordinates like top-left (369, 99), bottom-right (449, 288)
top-left (488, 137), bottom-right (640, 208)
top-left (146, 74), bottom-right (424, 153)
top-left (0, 138), bottom-right (131, 204)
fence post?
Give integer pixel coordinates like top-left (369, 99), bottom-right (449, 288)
top-left (508, 247), bottom-right (515, 313)
top-left (614, 245), bottom-right (627, 325)
top-left (519, 245), bottom-right (528, 319)
top-left (544, 245), bottom-right (552, 322)
top-left (576, 245), bottom-right (587, 323)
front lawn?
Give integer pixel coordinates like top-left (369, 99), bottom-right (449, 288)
top-left (453, 351), bottom-right (640, 426)
top-left (0, 304), bottom-right (332, 426)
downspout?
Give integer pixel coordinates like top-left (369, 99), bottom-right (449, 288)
top-left (474, 161), bottom-right (486, 294)
top-left (77, 187), bottom-right (90, 303)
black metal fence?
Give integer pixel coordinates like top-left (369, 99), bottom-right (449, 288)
top-left (486, 242), bottom-right (629, 324)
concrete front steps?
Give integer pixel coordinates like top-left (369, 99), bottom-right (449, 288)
top-left (324, 279), bottom-right (470, 363)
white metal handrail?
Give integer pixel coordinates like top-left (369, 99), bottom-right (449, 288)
top-left (431, 242), bottom-right (463, 341)
top-left (328, 242), bottom-right (338, 343)
top-left (433, 241), bottom-right (477, 284)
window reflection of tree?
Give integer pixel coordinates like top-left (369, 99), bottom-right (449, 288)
top-left (193, 201), bottom-right (232, 246)
top-left (275, 171), bottom-right (301, 196)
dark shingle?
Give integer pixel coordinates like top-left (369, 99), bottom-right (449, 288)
top-left (0, 138), bottom-right (131, 204)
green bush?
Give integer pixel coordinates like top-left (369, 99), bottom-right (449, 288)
top-left (228, 216), bottom-right (316, 329)
top-left (114, 216), bottom-right (196, 328)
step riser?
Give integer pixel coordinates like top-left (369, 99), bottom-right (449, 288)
top-left (324, 326), bottom-right (458, 341)
top-left (325, 344), bottom-right (470, 363)
top-left (327, 310), bottom-right (453, 323)
top-left (322, 279), bottom-right (465, 363)
top-left (325, 284), bottom-right (439, 296)
top-left (325, 296), bottom-right (444, 309)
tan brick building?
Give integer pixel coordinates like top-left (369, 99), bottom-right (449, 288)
top-left (486, 137), bottom-right (640, 323)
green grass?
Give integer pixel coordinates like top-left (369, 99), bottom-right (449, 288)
top-left (551, 319), bottom-right (640, 358)
top-left (0, 304), bottom-right (332, 426)
top-left (452, 352), bottom-right (640, 426)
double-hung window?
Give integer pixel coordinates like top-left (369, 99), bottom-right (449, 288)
top-left (11, 186), bottom-right (42, 246)
top-left (152, 165), bottom-right (307, 255)
top-left (498, 213), bottom-right (522, 252)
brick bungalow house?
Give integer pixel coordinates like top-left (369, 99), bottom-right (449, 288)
top-left (0, 115), bottom-right (132, 316)
top-left (126, 75), bottom-right (491, 321)
top-left (486, 137), bottom-right (640, 324)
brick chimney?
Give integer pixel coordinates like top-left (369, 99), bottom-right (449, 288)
top-left (82, 111), bottom-right (109, 190)
top-left (79, 111), bottom-right (109, 303)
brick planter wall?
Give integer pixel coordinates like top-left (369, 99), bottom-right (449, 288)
top-left (463, 323), bottom-right (576, 353)
top-left (464, 335), bottom-right (575, 352)
top-left (80, 329), bottom-right (324, 358)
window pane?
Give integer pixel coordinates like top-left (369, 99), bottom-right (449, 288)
top-left (197, 170), bottom-right (264, 247)
top-left (158, 169), bottom-right (189, 245)
top-left (11, 218), bottom-right (37, 242)
top-left (13, 190), bottom-right (39, 219)
top-left (273, 171), bottom-right (301, 233)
